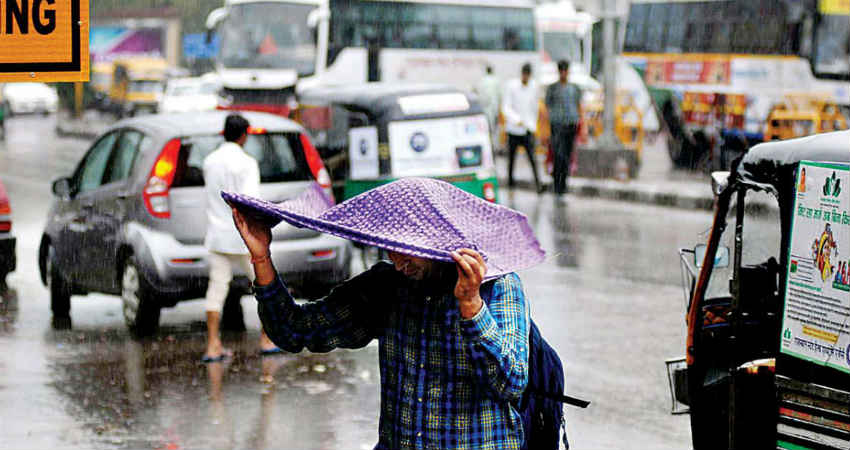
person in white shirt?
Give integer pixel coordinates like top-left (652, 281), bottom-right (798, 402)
top-left (474, 65), bottom-right (501, 147)
top-left (502, 63), bottom-right (544, 194)
top-left (202, 114), bottom-right (278, 362)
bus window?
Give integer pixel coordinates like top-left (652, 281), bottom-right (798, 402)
top-left (813, 11), bottom-right (850, 77)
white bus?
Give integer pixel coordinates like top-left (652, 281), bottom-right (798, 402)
top-left (623, 0), bottom-right (849, 169)
top-left (206, 0), bottom-right (541, 112)
top-left (535, 0), bottom-right (598, 90)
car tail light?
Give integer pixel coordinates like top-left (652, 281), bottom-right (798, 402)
top-left (0, 192), bottom-right (11, 232)
top-left (311, 249), bottom-right (335, 259)
top-left (299, 133), bottom-right (334, 202)
top-left (483, 182), bottom-right (496, 203)
top-left (300, 106), bottom-right (332, 130)
top-left (248, 127), bottom-right (267, 135)
top-left (143, 138), bottom-right (181, 219)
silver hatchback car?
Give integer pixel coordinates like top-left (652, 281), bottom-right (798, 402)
top-left (39, 111), bottom-right (351, 335)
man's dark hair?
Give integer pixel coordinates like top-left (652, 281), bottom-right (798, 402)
top-left (224, 114), bottom-right (250, 142)
top-left (486, 65), bottom-right (493, 74)
top-left (557, 60), bottom-right (570, 72)
top-left (521, 63), bottom-right (532, 75)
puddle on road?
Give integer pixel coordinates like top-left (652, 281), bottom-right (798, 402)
top-left (43, 327), bottom-right (381, 450)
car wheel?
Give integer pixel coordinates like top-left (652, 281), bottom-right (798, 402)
top-left (121, 257), bottom-right (160, 337)
top-left (46, 245), bottom-right (71, 319)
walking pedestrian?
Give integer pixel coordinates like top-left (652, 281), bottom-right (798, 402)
top-left (545, 60), bottom-right (582, 196)
top-left (224, 178), bottom-right (546, 449)
top-left (202, 113), bottom-right (279, 362)
top-left (503, 63), bottom-right (544, 193)
top-left (474, 65), bottom-right (501, 147)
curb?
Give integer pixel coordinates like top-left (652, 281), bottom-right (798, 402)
top-left (55, 124), bottom-right (100, 140)
top-left (500, 177), bottom-right (778, 213)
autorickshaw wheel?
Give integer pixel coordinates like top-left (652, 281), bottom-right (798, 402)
top-left (689, 368), bottom-right (729, 450)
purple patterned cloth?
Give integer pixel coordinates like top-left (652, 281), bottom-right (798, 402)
top-left (222, 178), bottom-right (545, 278)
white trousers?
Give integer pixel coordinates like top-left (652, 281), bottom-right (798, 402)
top-left (205, 251), bottom-right (254, 313)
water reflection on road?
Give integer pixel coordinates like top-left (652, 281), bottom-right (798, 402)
top-left (43, 324), bottom-right (381, 449)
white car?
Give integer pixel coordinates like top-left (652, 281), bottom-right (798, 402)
top-left (2, 82), bottom-right (59, 115)
top-left (158, 78), bottom-right (220, 113)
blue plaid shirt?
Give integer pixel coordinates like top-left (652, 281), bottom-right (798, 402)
top-left (254, 261), bottom-right (530, 449)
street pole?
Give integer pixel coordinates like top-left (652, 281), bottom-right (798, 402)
top-left (600, 0), bottom-right (619, 148)
top-left (73, 82), bottom-right (83, 119)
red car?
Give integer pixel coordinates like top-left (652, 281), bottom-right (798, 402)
top-left (0, 177), bottom-right (14, 287)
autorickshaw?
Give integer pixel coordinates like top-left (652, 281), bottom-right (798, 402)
top-left (672, 130), bottom-right (850, 449)
top-left (296, 83), bottom-right (499, 203)
top-left (109, 58), bottom-right (168, 118)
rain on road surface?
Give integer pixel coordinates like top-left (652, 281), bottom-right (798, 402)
top-left (0, 114), bottom-right (769, 449)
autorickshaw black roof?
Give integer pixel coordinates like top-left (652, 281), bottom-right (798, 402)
top-left (735, 130), bottom-right (850, 195)
top-left (298, 82), bottom-right (483, 122)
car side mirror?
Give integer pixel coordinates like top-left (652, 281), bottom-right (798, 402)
top-left (695, 244), bottom-right (730, 269)
top-left (711, 171), bottom-right (730, 196)
top-left (52, 177), bottom-right (72, 198)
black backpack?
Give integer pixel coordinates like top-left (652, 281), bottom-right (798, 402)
top-left (518, 319), bottom-right (590, 450)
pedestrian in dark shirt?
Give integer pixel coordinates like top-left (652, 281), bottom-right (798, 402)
top-left (545, 60), bottom-right (582, 196)
top-left (223, 178), bottom-right (546, 449)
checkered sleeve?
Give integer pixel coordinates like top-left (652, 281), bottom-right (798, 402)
top-left (254, 263), bottom-right (393, 353)
top-left (459, 273), bottom-right (530, 403)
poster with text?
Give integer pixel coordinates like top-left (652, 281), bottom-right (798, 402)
top-left (781, 161), bottom-right (850, 374)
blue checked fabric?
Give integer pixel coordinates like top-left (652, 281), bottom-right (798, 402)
top-left (254, 261), bottom-right (530, 449)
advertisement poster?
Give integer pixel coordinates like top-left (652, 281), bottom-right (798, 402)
top-left (781, 161), bottom-right (850, 374)
top-left (90, 26), bottom-right (163, 63)
top-left (348, 126), bottom-right (379, 180)
top-left (643, 58), bottom-right (731, 85)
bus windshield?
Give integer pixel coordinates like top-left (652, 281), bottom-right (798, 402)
top-left (542, 31), bottom-right (582, 64)
top-left (219, 2), bottom-right (317, 75)
top-left (814, 11), bottom-right (850, 77)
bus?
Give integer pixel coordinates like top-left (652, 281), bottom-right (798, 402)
top-left (206, 0), bottom-right (541, 113)
top-left (535, 0), bottom-right (598, 90)
top-left (622, 0), bottom-right (850, 170)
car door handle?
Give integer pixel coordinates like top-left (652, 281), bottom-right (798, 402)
top-left (117, 191), bottom-right (133, 200)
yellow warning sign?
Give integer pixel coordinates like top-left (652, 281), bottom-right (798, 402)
top-left (0, 0), bottom-right (89, 82)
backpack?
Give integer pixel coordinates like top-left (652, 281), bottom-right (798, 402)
top-left (518, 319), bottom-right (590, 450)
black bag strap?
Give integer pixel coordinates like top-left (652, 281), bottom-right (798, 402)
top-left (529, 389), bottom-right (591, 408)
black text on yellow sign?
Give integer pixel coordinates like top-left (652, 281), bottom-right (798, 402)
top-left (0, 0), bottom-right (89, 82)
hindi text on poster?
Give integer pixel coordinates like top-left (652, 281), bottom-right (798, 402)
top-left (781, 161), bottom-right (850, 374)
top-left (0, 0), bottom-right (89, 82)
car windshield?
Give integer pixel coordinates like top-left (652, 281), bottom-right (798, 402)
top-left (219, 2), bottom-right (317, 75)
top-left (172, 133), bottom-right (312, 187)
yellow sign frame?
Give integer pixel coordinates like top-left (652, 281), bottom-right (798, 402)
top-left (0, 0), bottom-right (90, 82)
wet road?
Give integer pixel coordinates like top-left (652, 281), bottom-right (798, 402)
top-left (0, 114), bottom-right (727, 449)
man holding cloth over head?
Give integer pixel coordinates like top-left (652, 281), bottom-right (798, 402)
top-left (224, 178), bottom-right (545, 448)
